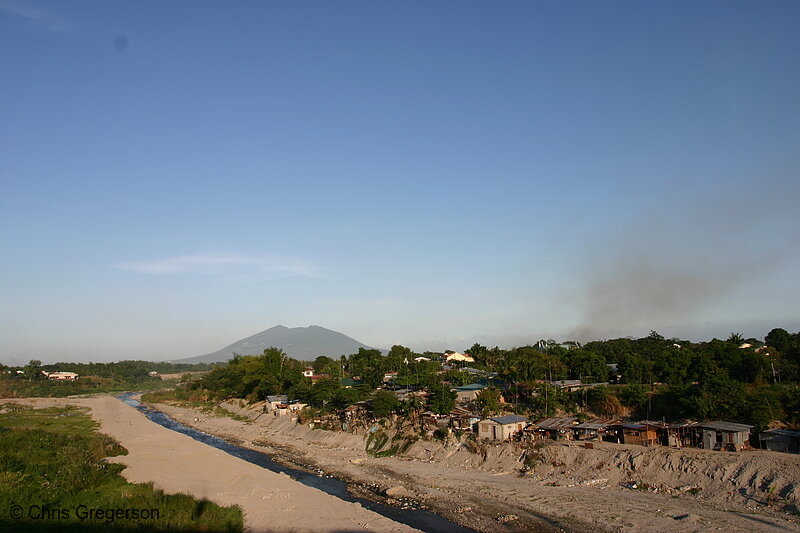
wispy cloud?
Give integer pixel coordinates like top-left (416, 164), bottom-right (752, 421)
top-left (116, 253), bottom-right (316, 277)
top-left (0, 1), bottom-right (45, 20)
top-left (317, 297), bottom-right (400, 307)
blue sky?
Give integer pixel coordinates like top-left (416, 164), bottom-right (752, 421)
top-left (2, 1), bottom-right (799, 363)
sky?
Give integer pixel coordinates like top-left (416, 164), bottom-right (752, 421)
top-left (2, 1), bottom-right (799, 364)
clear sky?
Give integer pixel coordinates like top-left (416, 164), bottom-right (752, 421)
top-left (2, 1), bottom-right (799, 364)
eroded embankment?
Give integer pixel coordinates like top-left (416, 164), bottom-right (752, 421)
top-left (217, 400), bottom-right (800, 512)
top-left (152, 399), bottom-right (800, 533)
top-left (526, 441), bottom-right (800, 510)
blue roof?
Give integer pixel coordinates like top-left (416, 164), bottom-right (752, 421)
top-left (455, 383), bottom-right (486, 391)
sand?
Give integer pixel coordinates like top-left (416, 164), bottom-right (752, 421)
top-left (149, 400), bottom-right (800, 533)
top-left (12, 396), bottom-right (419, 533)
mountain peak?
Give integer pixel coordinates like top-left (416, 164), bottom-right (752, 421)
top-left (176, 325), bottom-right (380, 363)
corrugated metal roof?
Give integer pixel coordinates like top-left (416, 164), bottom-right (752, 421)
top-left (699, 420), bottom-right (753, 432)
top-left (533, 417), bottom-right (578, 429)
top-left (266, 395), bottom-right (288, 403)
top-left (552, 380), bottom-right (582, 387)
top-left (454, 383), bottom-right (486, 391)
top-left (762, 429), bottom-right (800, 437)
top-left (574, 418), bottom-right (619, 430)
top-left (621, 423), bottom-right (648, 430)
top-left (491, 414), bottom-right (528, 425)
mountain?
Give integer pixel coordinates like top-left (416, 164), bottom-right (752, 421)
top-left (176, 325), bottom-right (380, 363)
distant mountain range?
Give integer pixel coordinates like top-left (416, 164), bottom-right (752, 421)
top-left (175, 325), bottom-right (381, 363)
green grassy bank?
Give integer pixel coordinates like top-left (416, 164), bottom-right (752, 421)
top-left (0, 403), bottom-right (243, 532)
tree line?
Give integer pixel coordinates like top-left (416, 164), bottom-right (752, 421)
top-left (173, 328), bottom-right (800, 431)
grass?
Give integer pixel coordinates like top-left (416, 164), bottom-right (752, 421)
top-left (140, 390), bottom-right (254, 424)
top-left (0, 376), bottom-right (176, 399)
top-left (0, 404), bottom-right (243, 532)
top-left (365, 430), bottom-right (418, 458)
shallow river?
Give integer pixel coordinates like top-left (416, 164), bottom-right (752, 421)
top-left (118, 392), bottom-right (475, 533)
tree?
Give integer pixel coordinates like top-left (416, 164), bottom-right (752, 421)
top-left (400, 395), bottom-right (426, 419)
top-left (565, 349), bottom-right (607, 382)
top-left (475, 386), bottom-right (502, 417)
top-left (308, 377), bottom-right (339, 407)
top-left (25, 360), bottom-right (42, 380)
top-left (727, 332), bottom-right (745, 345)
top-left (587, 387), bottom-right (624, 416)
top-left (618, 383), bottom-right (648, 415)
top-left (330, 387), bottom-right (361, 410)
top-left (446, 370), bottom-right (474, 386)
top-left (373, 390), bottom-right (400, 417)
top-left (349, 348), bottom-right (386, 389)
top-left (428, 384), bottom-right (456, 414)
top-left (313, 355), bottom-right (335, 374)
top-left (766, 328), bottom-right (791, 354)
top-left (465, 343), bottom-right (490, 365)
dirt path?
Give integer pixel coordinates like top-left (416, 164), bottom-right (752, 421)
top-left (13, 396), bottom-right (419, 533)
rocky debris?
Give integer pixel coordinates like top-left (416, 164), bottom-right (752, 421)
top-left (385, 485), bottom-right (413, 498)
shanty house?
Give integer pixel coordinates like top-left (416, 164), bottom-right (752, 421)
top-left (531, 417), bottom-right (579, 440)
top-left (266, 395), bottom-right (289, 411)
top-left (449, 407), bottom-right (481, 431)
top-left (619, 423), bottom-right (659, 447)
top-left (571, 418), bottom-right (619, 441)
top-left (478, 415), bottom-right (528, 441)
top-left (760, 429), bottom-right (800, 454)
top-left (342, 400), bottom-right (372, 420)
top-left (697, 421), bottom-right (753, 451)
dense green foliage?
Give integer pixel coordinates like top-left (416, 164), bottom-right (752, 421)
top-left (0, 404), bottom-right (242, 532)
top-left (191, 349), bottom-right (304, 401)
top-left (164, 328), bottom-right (800, 431)
top-left (0, 360), bottom-right (214, 398)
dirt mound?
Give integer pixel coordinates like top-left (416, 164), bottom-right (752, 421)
top-left (527, 440), bottom-right (800, 512)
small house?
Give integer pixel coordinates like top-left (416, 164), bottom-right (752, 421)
top-left (531, 417), bottom-right (579, 440)
top-left (618, 423), bottom-right (660, 447)
top-left (445, 352), bottom-right (475, 363)
top-left (45, 371), bottom-right (79, 381)
top-left (266, 395), bottom-right (289, 411)
top-left (697, 421), bottom-right (753, 451)
top-left (340, 377), bottom-right (358, 388)
top-left (572, 418), bottom-right (619, 441)
top-left (760, 429), bottom-right (800, 454)
top-left (550, 380), bottom-right (583, 391)
top-left (342, 400), bottom-right (373, 420)
top-left (453, 383), bottom-right (486, 403)
top-left (478, 414), bottom-right (528, 441)
top-left (449, 406), bottom-right (481, 431)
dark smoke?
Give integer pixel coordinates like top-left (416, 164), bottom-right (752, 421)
top-left (568, 174), bottom-right (799, 342)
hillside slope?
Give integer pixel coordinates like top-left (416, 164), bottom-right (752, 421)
top-left (177, 325), bottom-right (379, 363)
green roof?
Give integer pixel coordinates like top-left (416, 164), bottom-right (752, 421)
top-left (455, 383), bottom-right (486, 391)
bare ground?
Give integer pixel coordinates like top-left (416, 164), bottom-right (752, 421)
top-left (9, 396), bottom-right (420, 533)
top-left (150, 399), bottom-right (800, 533)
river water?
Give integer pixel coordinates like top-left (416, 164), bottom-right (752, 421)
top-left (117, 393), bottom-right (475, 533)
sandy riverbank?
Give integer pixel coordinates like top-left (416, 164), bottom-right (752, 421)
top-left (11, 396), bottom-right (420, 533)
top-left (148, 400), bottom-right (800, 533)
